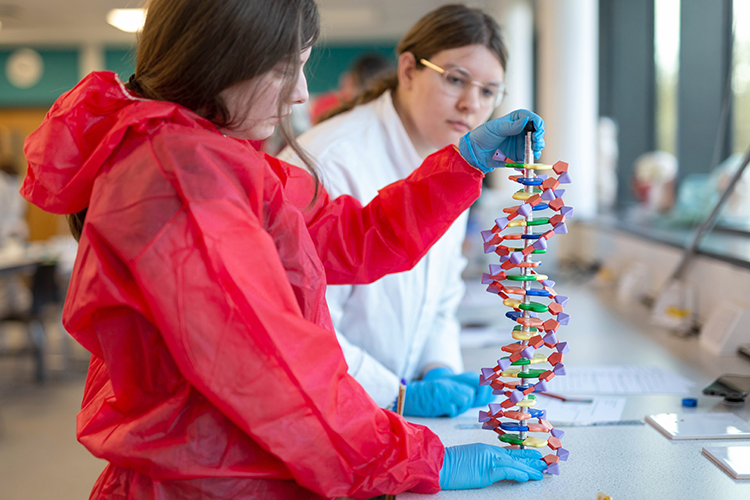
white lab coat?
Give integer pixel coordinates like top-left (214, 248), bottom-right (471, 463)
top-left (278, 91), bottom-right (468, 408)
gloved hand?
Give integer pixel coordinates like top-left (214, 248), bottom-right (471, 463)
top-left (402, 377), bottom-right (476, 418)
top-left (458, 109), bottom-right (545, 173)
top-left (440, 443), bottom-right (545, 489)
top-left (422, 367), bottom-right (494, 408)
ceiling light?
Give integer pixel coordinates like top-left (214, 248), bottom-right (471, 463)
top-left (106, 8), bottom-right (145, 33)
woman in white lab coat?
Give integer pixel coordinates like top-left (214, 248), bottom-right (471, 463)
top-left (280, 4), bottom-right (532, 417)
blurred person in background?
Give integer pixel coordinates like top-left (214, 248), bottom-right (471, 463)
top-left (281, 4), bottom-right (544, 418)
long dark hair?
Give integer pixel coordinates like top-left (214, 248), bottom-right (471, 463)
top-left (320, 4), bottom-right (508, 122)
top-left (68, 0), bottom-right (321, 241)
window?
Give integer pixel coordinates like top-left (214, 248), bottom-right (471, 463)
top-left (654, 0), bottom-right (680, 155)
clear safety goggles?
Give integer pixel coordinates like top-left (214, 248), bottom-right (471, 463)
top-left (420, 58), bottom-right (507, 109)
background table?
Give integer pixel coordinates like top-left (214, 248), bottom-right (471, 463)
top-left (400, 280), bottom-right (750, 499)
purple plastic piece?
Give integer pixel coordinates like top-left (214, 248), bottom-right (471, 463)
top-left (482, 422), bottom-right (495, 430)
top-left (538, 174), bottom-right (549, 180)
top-left (483, 242), bottom-right (497, 254)
top-left (492, 149), bottom-right (506, 161)
top-left (492, 388), bottom-right (504, 395)
top-left (534, 380), bottom-right (549, 392)
top-left (517, 203), bottom-right (532, 218)
top-left (561, 205), bottom-right (574, 217)
top-left (486, 285), bottom-right (500, 295)
top-left (538, 409), bottom-right (547, 419)
top-left (557, 312), bottom-right (570, 325)
top-left (510, 390), bottom-right (524, 403)
top-left (481, 367), bottom-right (496, 379)
top-left (551, 428), bottom-right (565, 439)
top-left (499, 255), bottom-right (510, 263)
top-left (481, 273), bottom-right (493, 285)
top-left (557, 448), bottom-right (570, 461)
top-left (495, 216), bottom-right (510, 230)
top-left (521, 346), bottom-right (536, 359)
top-left (545, 463), bottom-right (561, 475)
top-left (481, 230), bottom-right (495, 242)
top-left (541, 188), bottom-right (556, 201)
top-left (553, 363), bottom-right (567, 375)
top-left (553, 222), bottom-right (568, 234)
top-left (478, 374), bottom-right (490, 386)
top-left (543, 332), bottom-right (558, 345)
top-left (510, 252), bottom-right (524, 264)
top-left (489, 403), bottom-right (503, 414)
top-left (556, 342), bottom-right (569, 354)
top-left (489, 264), bottom-right (503, 275)
top-left (558, 172), bottom-right (572, 184)
top-left (533, 238), bottom-right (548, 250)
top-left (553, 189), bottom-right (566, 198)
top-left (498, 358), bottom-right (512, 371)
top-left (478, 411), bottom-right (491, 422)
top-left (554, 295), bottom-right (569, 306)
top-left (542, 279), bottom-right (556, 288)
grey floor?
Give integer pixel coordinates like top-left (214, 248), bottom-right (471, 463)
top-left (0, 324), bottom-right (105, 500)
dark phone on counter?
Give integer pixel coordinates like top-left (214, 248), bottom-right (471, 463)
top-left (702, 374), bottom-right (750, 400)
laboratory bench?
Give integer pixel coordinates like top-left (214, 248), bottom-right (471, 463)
top-left (399, 280), bottom-right (750, 500)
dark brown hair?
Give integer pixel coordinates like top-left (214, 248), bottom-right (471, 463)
top-left (320, 4), bottom-right (508, 122)
top-left (68, 0), bottom-right (320, 241)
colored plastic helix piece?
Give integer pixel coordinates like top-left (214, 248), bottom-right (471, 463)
top-left (478, 122), bottom-right (572, 475)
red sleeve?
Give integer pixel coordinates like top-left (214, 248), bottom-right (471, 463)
top-left (90, 131), bottom-right (445, 497)
top-left (278, 145), bottom-right (484, 285)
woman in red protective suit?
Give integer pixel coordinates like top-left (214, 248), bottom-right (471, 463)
top-left (21, 1), bottom-right (546, 498)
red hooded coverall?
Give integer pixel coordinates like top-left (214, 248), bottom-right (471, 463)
top-left (21, 72), bottom-right (484, 499)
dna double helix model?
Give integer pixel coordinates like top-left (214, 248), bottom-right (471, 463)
top-left (478, 123), bottom-right (572, 475)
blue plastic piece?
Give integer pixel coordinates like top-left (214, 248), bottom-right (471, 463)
top-left (500, 422), bottom-right (530, 432)
top-left (521, 233), bottom-right (542, 239)
top-left (525, 288), bottom-right (550, 297)
top-left (506, 311), bottom-right (523, 320)
top-left (682, 398), bottom-right (697, 407)
top-left (532, 203), bottom-right (549, 211)
top-left (515, 177), bottom-right (543, 186)
top-left (528, 408), bottom-right (544, 418)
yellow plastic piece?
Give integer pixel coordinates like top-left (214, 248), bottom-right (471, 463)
top-left (529, 353), bottom-right (548, 365)
top-left (532, 274), bottom-right (548, 281)
top-left (521, 436), bottom-right (548, 448)
top-left (512, 163), bottom-right (554, 171)
top-left (503, 298), bottom-right (521, 308)
top-left (512, 330), bottom-right (534, 341)
top-left (501, 369), bottom-right (520, 378)
top-left (507, 219), bottom-right (527, 227)
top-left (517, 398), bottom-right (537, 408)
top-left (512, 191), bottom-right (533, 201)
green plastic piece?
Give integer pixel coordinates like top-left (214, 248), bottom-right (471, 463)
top-left (510, 247), bottom-right (547, 254)
top-left (499, 354), bottom-right (532, 366)
top-left (519, 302), bottom-right (549, 313)
top-left (517, 370), bottom-right (545, 378)
top-left (514, 188), bottom-right (542, 194)
top-left (506, 275), bottom-right (540, 281)
top-left (526, 218), bottom-right (550, 226)
top-left (512, 326), bottom-right (538, 333)
top-left (499, 434), bottom-right (525, 445)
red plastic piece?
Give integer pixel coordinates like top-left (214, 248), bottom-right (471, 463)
top-left (543, 319), bottom-right (560, 333)
top-left (548, 352), bottom-right (564, 366)
top-left (523, 386), bottom-right (535, 395)
top-left (542, 230), bottom-right (555, 240)
top-left (509, 352), bottom-right (522, 362)
top-left (502, 344), bottom-right (524, 353)
top-left (539, 370), bottom-right (555, 382)
top-left (542, 178), bottom-right (559, 191)
top-left (549, 214), bottom-right (566, 226)
top-left (548, 302), bottom-right (563, 315)
top-left (543, 454), bottom-right (560, 465)
top-left (501, 398), bottom-right (516, 409)
top-left (547, 436), bottom-right (562, 450)
top-left (504, 410), bottom-right (533, 420)
top-left (527, 194), bottom-right (542, 206)
top-left (549, 198), bottom-right (564, 211)
top-left (553, 161), bottom-right (569, 174)
top-left (529, 335), bottom-right (544, 348)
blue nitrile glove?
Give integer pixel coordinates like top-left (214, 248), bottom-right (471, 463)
top-left (439, 443), bottom-right (545, 489)
top-left (402, 377), bottom-right (476, 418)
top-left (458, 109), bottom-right (545, 173)
top-left (422, 367), bottom-right (494, 408)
